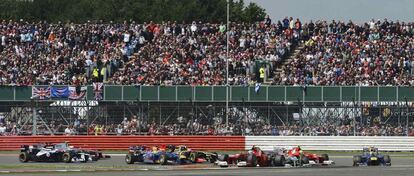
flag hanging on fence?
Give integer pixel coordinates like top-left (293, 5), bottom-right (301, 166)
top-left (31, 87), bottom-right (51, 100)
top-left (51, 86), bottom-right (69, 98)
top-left (93, 82), bottom-right (104, 100)
top-left (69, 86), bottom-right (87, 100)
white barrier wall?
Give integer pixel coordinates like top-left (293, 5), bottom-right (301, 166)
top-left (245, 136), bottom-right (414, 151)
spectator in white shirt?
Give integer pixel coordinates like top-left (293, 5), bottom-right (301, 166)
top-left (0, 124), bottom-right (6, 135)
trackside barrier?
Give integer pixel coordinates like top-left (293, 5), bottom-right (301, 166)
top-left (0, 136), bottom-right (245, 151)
top-left (245, 136), bottom-right (414, 151)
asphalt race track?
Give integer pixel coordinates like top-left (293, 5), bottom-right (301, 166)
top-left (1, 155), bottom-right (414, 176)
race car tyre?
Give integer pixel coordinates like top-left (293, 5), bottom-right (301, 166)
top-left (81, 155), bottom-right (89, 163)
top-left (210, 152), bottom-right (218, 163)
top-left (92, 156), bottom-right (99, 161)
top-left (300, 155), bottom-right (309, 165)
top-left (353, 155), bottom-right (362, 167)
top-left (273, 155), bottom-right (285, 166)
top-left (189, 152), bottom-right (198, 163)
top-left (62, 153), bottom-right (72, 163)
top-left (219, 154), bottom-right (229, 162)
top-left (136, 154), bottom-right (144, 162)
top-left (321, 154), bottom-right (329, 161)
top-left (125, 154), bottom-right (135, 164)
top-left (384, 155), bottom-right (391, 165)
top-left (159, 154), bottom-right (168, 165)
top-left (247, 154), bottom-right (258, 167)
top-left (19, 152), bottom-right (29, 163)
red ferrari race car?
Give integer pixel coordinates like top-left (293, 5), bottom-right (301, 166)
top-left (216, 146), bottom-right (283, 167)
top-left (283, 146), bottom-right (334, 166)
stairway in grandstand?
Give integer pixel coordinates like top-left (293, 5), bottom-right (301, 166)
top-left (266, 41), bottom-right (305, 83)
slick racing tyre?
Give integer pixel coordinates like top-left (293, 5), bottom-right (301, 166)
top-left (92, 156), bottom-right (99, 161)
top-left (189, 152), bottom-right (198, 163)
top-left (321, 154), bottom-right (329, 161)
top-left (81, 155), bottom-right (89, 163)
top-left (247, 154), bottom-right (258, 167)
top-left (219, 154), bottom-right (229, 162)
top-left (62, 153), bottom-right (72, 163)
top-left (384, 155), bottom-right (391, 166)
top-left (273, 155), bottom-right (285, 166)
top-left (19, 152), bottom-right (29, 163)
top-left (353, 155), bottom-right (362, 166)
top-left (210, 152), bottom-right (218, 163)
top-left (159, 154), bottom-right (168, 165)
top-left (125, 153), bottom-right (135, 164)
top-left (300, 154), bottom-right (309, 165)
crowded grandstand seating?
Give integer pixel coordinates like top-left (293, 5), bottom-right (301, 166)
top-left (274, 19), bottom-right (414, 86)
top-left (2, 18), bottom-right (414, 136)
top-left (1, 19), bottom-right (414, 86)
top-left (0, 18), bottom-right (297, 86)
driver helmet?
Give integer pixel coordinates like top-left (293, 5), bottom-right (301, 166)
top-left (179, 145), bottom-right (187, 151)
top-left (297, 146), bottom-right (303, 153)
top-left (167, 145), bottom-right (175, 152)
top-left (152, 146), bottom-right (159, 152)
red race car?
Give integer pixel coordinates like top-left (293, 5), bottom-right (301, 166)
top-left (217, 146), bottom-right (282, 167)
top-left (285, 146), bottom-right (334, 166)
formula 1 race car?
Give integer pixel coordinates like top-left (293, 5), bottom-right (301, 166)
top-left (216, 146), bottom-right (284, 167)
top-left (125, 145), bottom-right (183, 165)
top-left (216, 146), bottom-right (334, 167)
top-left (353, 147), bottom-right (391, 166)
top-left (173, 145), bottom-right (218, 164)
top-left (282, 146), bottom-right (334, 166)
top-left (125, 145), bottom-right (218, 165)
top-left (87, 149), bottom-right (111, 161)
top-left (19, 142), bottom-right (93, 163)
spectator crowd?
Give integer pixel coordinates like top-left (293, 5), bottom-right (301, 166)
top-left (274, 19), bottom-right (414, 86)
top-left (0, 16), bottom-right (296, 86)
top-left (1, 18), bottom-right (414, 86)
top-left (1, 109), bottom-right (413, 136)
top-left (2, 17), bottom-right (414, 137)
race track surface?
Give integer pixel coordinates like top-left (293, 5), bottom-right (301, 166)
top-left (1, 155), bottom-right (413, 176)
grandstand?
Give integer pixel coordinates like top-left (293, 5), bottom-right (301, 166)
top-left (1, 7), bottom-right (414, 137)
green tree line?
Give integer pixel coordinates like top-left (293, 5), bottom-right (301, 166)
top-left (0, 0), bottom-right (267, 23)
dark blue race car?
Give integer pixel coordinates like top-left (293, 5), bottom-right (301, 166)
top-left (125, 145), bottom-right (188, 165)
top-left (353, 147), bottom-right (391, 166)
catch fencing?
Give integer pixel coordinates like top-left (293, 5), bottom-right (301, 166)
top-left (245, 136), bottom-right (414, 151)
top-left (1, 136), bottom-right (414, 151)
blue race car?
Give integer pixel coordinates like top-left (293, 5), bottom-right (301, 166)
top-left (125, 145), bottom-right (185, 165)
top-left (353, 147), bottom-right (391, 166)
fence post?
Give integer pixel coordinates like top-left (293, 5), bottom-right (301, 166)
top-left (32, 107), bottom-right (37, 135)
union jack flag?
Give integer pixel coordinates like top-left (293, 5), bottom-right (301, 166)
top-left (69, 86), bottom-right (87, 100)
top-left (31, 87), bottom-right (51, 100)
top-left (93, 82), bottom-right (104, 101)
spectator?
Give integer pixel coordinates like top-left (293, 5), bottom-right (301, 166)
top-left (274, 19), bottom-right (414, 86)
top-left (0, 113), bottom-right (4, 124)
top-left (116, 124), bottom-right (123, 135)
top-left (0, 124), bottom-right (5, 135)
top-left (64, 125), bottom-right (74, 136)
